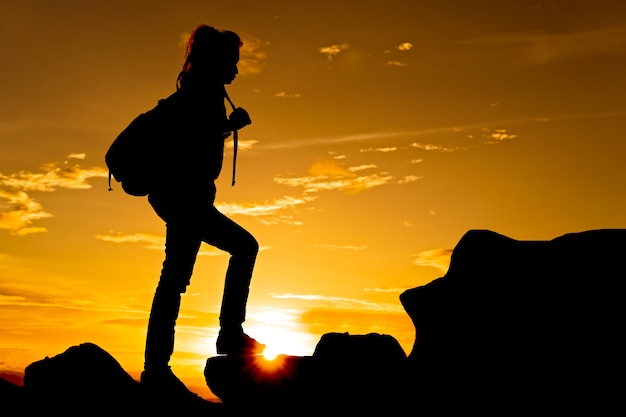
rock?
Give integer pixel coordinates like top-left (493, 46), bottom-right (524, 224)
top-left (205, 332), bottom-right (408, 415)
top-left (400, 229), bottom-right (626, 413)
top-left (4, 228), bottom-right (623, 415)
top-left (22, 342), bottom-right (222, 416)
top-left (0, 376), bottom-right (23, 414)
top-left (24, 342), bottom-right (142, 414)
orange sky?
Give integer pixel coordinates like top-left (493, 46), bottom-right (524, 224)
top-left (1, 0), bottom-right (625, 399)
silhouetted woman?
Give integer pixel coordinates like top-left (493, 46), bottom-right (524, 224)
top-left (141, 24), bottom-right (264, 395)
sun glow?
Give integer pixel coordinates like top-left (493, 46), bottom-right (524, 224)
top-left (245, 308), bottom-right (318, 358)
top-left (243, 354), bottom-right (300, 385)
top-left (262, 345), bottom-right (280, 361)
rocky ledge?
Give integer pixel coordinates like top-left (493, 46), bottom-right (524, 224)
top-left (2, 229), bottom-right (624, 416)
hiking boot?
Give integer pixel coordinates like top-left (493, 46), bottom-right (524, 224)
top-left (216, 330), bottom-right (265, 356)
top-left (140, 367), bottom-right (199, 400)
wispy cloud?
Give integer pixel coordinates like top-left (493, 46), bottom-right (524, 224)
top-left (95, 232), bottom-right (246, 256)
top-left (225, 139), bottom-right (258, 151)
top-left (275, 91), bottom-right (302, 99)
top-left (482, 128), bottom-right (517, 144)
top-left (385, 42), bottom-right (413, 66)
top-left (364, 286), bottom-right (411, 293)
top-left (413, 248), bottom-right (452, 272)
top-left (258, 111), bottom-right (626, 152)
top-left (95, 232), bottom-right (165, 251)
top-left (315, 243), bottom-right (368, 251)
top-left (347, 164), bottom-right (377, 172)
top-left (462, 25), bottom-right (626, 66)
top-left (386, 61), bottom-right (408, 67)
top-left (0, 281), bottom-right (143, 316)
top-left (274, 158), bottom-right (418, 194)
top-left (0, 190), bottom-right (52, 235)
top-left (0, 160), bottom-right (107, 192)
top-left (0, 156), bottom-right (107, 235)
top-left (256, 126), bottom-right (479, 151)
top-left (410, 142), bottom-right (461, 152)
top-left (272, 292), bottom-right (404, 313)
top-left (216, 195), bottom-right (317, 218)
top-left (239, 34), bottom-right (270, 76)
top-left (360, 147), bottom-right (398, 153)
top-left (319, 43), bottom-right (349, 61)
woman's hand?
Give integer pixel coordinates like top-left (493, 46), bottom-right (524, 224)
top-left (228, 107), bottom-right (251, 130)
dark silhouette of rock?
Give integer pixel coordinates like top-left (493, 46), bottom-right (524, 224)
top-left (400, 229), bottom-right (625, 414)
top-left (205, 332), bottom-right (408, 415)
top-left (21, 342), bottom-right (223, 416)
top-left (2, 229), bottom-right (624, 415)
top-left (0, 376), bottom-right (23, 414)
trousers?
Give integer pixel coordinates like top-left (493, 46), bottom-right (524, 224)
top-left (144, 197), bottom-right (258, 369)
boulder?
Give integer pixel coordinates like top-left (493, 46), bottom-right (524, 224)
top-left (400, 229), bottom-right (626, 413)
top-left (205, 332), bottom-right (408, 414)
top-left (22, 342), bottom-right (221, 415)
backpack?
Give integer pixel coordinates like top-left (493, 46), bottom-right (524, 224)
top-left (105, 89), bottom-right (239, 196)
top-left (105, 98), bottom-right (171, 196)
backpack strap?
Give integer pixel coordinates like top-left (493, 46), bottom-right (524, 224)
top-left (224, 87), bottom-right (238, 186)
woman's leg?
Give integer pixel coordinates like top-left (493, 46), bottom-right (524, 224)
top-left (200, 207), bottom-right (263, 353)
top-left (144, 222), bottom-right (201, 371)
top-left (200, 207), bottom-right (258, 328)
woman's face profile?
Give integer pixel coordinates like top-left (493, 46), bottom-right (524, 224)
top-left (221, 63), bottom-right (238, 84)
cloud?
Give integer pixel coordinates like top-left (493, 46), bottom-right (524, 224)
top-left (364, 287), bottom-right (410, 293)
top-left (95, 231), bottom-right (256, 256)
top-left (225, 139), bottom-right (258, 151)
top-left (0, 190), bottom-right (52, 235)
top-left (239, 35), bottom-right (270, 76)
top-left (0, 281), bottom-right (149, 327)
top-left (397, 175), bottom-right (422, 184)
top-left (0, 157), bottom-right (107, 235)
top-left (413, 248), bottom-right (453, 272)
top-left (216, 195), bottom-right (316, 218)
top-left (274, 159), bottom-right (390, 194)
top-left (272, 293), bottom-right (404, 313)
top-left (274, 173), bottom-right (392, 194)
top-left (95, 232), bottom-right (165, 251)
top-left (359, 147), bottom-right (398, 153)
top-left (314, 243), bottom-right (368, 251)
top-left (274, 158), bottom-right (420, 194)
top-left (319, 43), bottom-right (349, 61)
top-left (275, 91), bottom-right (302, 99)
top-left (256, 126), bottom-right (481, 151)
top-left (0, 161), bottom-right (107, 192)
top-left (482, 128), bottom-right (517, 144)
top-left (384, 42), bottom-right (412, 66)
top-left (259, 110), bottom-right (626, 151)
top-left (347, 164), bottom-right (377, 172)
top-left (462, 25), bottom-right (626, 66)
top-left (410, 142), bottom-right (460, 152)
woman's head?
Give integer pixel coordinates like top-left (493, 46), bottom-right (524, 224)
top-left (178, 25), bottom-right (243, 88)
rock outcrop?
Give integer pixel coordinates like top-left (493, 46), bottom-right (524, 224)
top-left (399, 229), bottom-right (625, 414)
top-left (17, 342), bottom-right (222, 416)
top-left (1, 229), bottom-right (624, 415)
top-left (205, 229), bottom-right (626, 414)
top-left (205, 332), bottom-right (409, 415)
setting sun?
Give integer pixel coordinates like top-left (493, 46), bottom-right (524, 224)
top-left (262, 347), bottom-right (279, 361)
